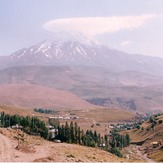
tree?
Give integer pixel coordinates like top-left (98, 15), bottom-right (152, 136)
top-left (141, 127), bottom-right (144, 131)
top-left (97, 133), bottom-right (101, 146)
top-left (65, 122), bottom-right (70, 143)
top-left (74, 122), bottom-right (78, 144)
top-left (93, 130), bottom-right (98, 143)
top-left (158, 120), bottom-right (163, 124)
top-left (104, 134), bottom-right (108, 150)
top-left (40, 127), bottom-right (49, 139)
top-left (70, 121), bottom-right (74, 143)
top-left (136, 125), bottom-right (140, 130)
top-left (81, 130), bottom-right (85, 145)
top-left (77, 126), bottom-right (81, 144)
top-left (125, 134), bottom-right (130, 146)
top-left (0, 112), bottom-right (5, 127)
top-left (109, 147), bottom-right (122, 157)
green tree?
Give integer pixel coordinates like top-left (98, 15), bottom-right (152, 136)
top-left (74, 122), bottom-right (78, 144)
top-left (109, 147), bottom-right (122, 157)
top-left (70, 121), bottom-right (74, 143)
top-left (65, 122), bottom-right (70, 143)
top-left (104, 134), bottom-right (108, 150)
top-left (125, 134), bottom-right (130, 146)
top-left (77, 126), bottom-right (81, 144)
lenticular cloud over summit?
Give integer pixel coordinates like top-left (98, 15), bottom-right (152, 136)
top-left (43, 14), bottom-right (157, 36)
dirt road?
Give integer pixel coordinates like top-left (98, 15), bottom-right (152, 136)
top-left (129, 145), bottom-right (156, 162)
top-left (0, 133), bottom-right (14, 161)
top-left (0, 131), bottom-right (48, 162)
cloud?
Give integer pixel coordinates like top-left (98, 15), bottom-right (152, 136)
top-left (120, 40), bottom-right (130, 46)
top-left (43, 14), bottom-right (158, 36)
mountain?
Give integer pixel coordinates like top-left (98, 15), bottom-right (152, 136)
top-left (1, 31), bottom-right (163, 113)
top-left (0, 32), bottom-right (105, 68)
top-left (1, 31), bottom-right (163, 75)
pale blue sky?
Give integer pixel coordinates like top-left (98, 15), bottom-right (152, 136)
top-left (0, 0), bottom-right (163, 57)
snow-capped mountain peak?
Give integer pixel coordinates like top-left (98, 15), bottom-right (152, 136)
top-left (2, 31), bottom-right (163, 76)
top-left (10, 31), bottom-right (109, 64)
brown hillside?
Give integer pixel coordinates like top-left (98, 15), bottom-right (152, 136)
top-left (121, 114), bottom-right (163, 161)
top-left (0, 128), bottom-right (131, 162)
top-left (0, 84), bottom-right (96, 110)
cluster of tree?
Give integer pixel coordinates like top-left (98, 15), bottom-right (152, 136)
top-left (55, 121), bottom-right (130, 157)
top-left (34, 108), bottom-right (58, 114)
top-left (0, 112), bottom-right (131, 158)
top-left (0, 112), bottom-right (49, 139)
top-left (149, 115), bottom-right (157, 129)
top-left (55, 121), bottom-right (108, 148)
top-left (147, 114), bottom-right (163, 130)
top-left (56, 121), bottom-right (82, 144)
top-left (82, 130), bottom-right (103, 148)
top-left (109, 131), bottom-right (130, 157)
top-left (109, 131), bottom-right (130, 148)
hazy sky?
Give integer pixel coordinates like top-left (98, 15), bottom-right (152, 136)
top-left (0, 0), bottom-right (163, 57)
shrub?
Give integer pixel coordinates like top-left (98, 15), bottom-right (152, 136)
top-left (136, 125), bottom-right (140, 130)
top-left (109, 147), bottom-right (122, 157)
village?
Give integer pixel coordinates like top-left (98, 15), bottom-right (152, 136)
top-left (1, 110), bottom-right (163, 161)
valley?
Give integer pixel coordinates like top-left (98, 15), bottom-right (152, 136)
top-left (121, 113), bottom-right (163, 162)
top-left (1, 0), bottom-right (163, 162)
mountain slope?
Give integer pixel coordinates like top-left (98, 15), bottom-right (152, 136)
top-left (0, 84), bottom-right (96, 109)
top-left (1, 66), bottom-right (163, 112)
top-left (0, 128), bottom-right (129, 162)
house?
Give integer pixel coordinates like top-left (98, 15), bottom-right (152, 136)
top-left (98, 143), bottom-right (106, 147)
top-left (11, 124), bottom-right (23, 129)
top-left (109, 125), bottom-right (114, 129)
top-left (151, 141), bottom-right (159, 148)
top-left (63, 117), bottom-right (71, 120)
top-left (126, 127), bottom-right (132, 130)
top-left (70, 116), bottom-right (79, 120)
top-left (49, 129), bottom-right (58, 139)
top-left (49, 116), bottom-right (58, 119)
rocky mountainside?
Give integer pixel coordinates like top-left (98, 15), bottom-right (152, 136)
top-left (0, 65), bottom-right (163, 113)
